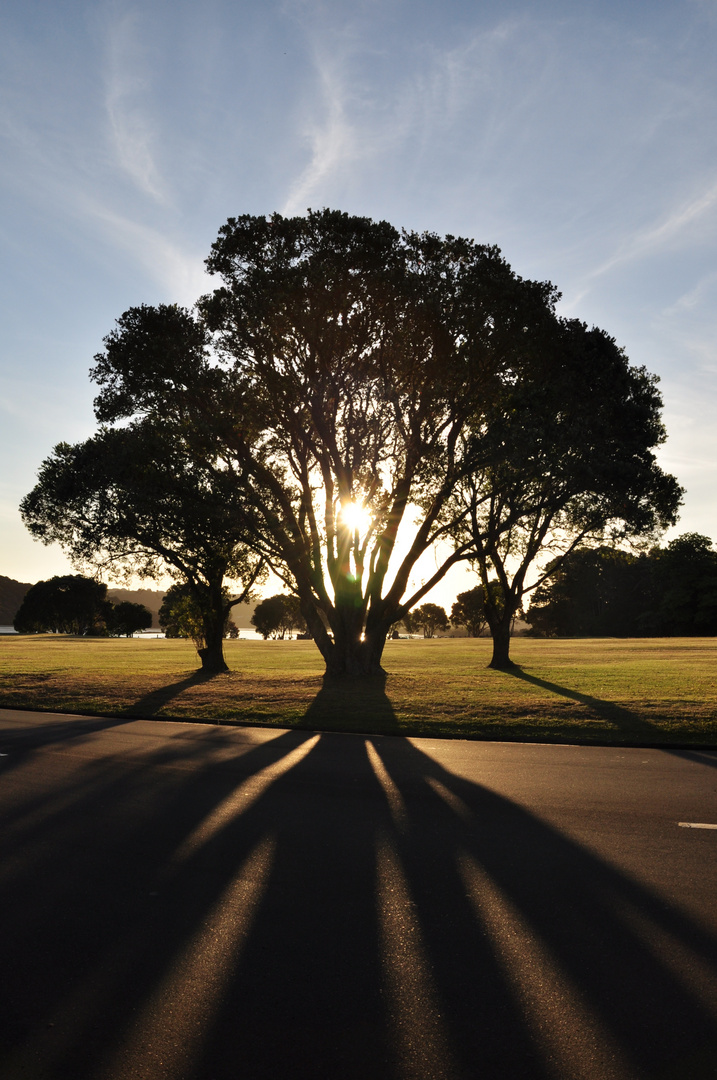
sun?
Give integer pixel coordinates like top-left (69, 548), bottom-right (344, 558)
top-left (340, 501), bottom-right (372, 535)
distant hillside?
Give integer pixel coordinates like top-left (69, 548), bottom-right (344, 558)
top-left (106, 588), bottom-right (166, 629)
top-left (230, 600), bottom-right (257, 629)
top-left (105, 591), bottom-right (258, 629)
top-left (0, 576), bottom-right (33, 624)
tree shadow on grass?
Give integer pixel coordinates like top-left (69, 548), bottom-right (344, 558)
top-left (298, 671), bottom-right (402, 735)
top-left (125, 669), bottom-right (220, 719)
top-left (506, 664), bottom-right (665, 740)
top-left (2, 684), bottom-right (717, 1079)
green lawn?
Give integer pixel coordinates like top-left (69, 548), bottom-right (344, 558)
top-left (1, 634), bottom-right (715, 745)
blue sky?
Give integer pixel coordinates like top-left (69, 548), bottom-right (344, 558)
top-left (2, 0), bottom-right (716, 603)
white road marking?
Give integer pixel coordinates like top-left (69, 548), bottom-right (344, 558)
top-left (678, 822), bottom-right (717, 829)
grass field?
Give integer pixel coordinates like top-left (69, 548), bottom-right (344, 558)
top-left (0, 634), bottom-right (715, 745)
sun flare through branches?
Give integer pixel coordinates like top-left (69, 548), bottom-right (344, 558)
top-left (339, 501), bottom-right (372, 537)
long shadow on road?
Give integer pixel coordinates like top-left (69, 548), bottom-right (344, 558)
top-left (0, 692), bottom-right (716, 1079)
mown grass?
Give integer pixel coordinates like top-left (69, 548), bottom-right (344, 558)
top-left (1, 634), bottom-right (715, 745)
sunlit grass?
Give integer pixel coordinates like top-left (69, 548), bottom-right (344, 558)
top-left (0, 635), bottom-right (715, 745)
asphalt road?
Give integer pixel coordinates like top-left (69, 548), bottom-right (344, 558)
top-left (1, 706), bottom-right (716, 1080)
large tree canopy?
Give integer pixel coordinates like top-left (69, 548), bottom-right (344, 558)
top-left (21, 209), bottom-right (682, 679)
top-left (195, 210), bottom-right (562, 675)
top-left (80, 211), bottom-right (560, 676)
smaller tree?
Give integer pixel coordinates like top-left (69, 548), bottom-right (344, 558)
top-left (409, 603), bottom-right (449, 639)
top-left (159, 584), bottom-right (239, 645)
top-left (251, 595), bottom-right (285, 639)
top-left (108, 601), bottom-right (153, 637)
top-left (451, 586), bottom-right (489, 637)
top-left (455, 319), bottom-right (682, 668)
top-left (251, 594), bottom-right (307, 639)
top-left (278, 595), bottom-right (308, 638)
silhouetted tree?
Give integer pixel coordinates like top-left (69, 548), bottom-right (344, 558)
top-left (408, 603), bottom-right (449, 638)
top-left (23, 212), bottom-right (681, 680)
top-left (450, 585), bottom-right (491, 637)
top-left (526, 548), bottom-right (645, 637)
top-left (193, 209), bottom-right (566, 675)
top-left (526, 534), bottom-right (717, 638)
top-left (159, 583), bottom-right (240, 644)
top-left (454, 319), bottom-right (682, 667)
top-left (108, 601), bottom-right (153, 637)
top-left (646, 533), bottom-right (717, 635)
top-left (21, 409), bottom-right (265, 673)
top-left (251, 594), bottom-right (307, 639)
top-left (14, 575), bottom-right (111, 635)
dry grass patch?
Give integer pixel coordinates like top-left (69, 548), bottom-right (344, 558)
top-left (0, 634), bottom-right (715, 745)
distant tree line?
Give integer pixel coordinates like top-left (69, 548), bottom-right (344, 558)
top-left (19, 209), bottom-right (683, 675)
top-left (16, 532), bottom-right (715, 644)
top-left (525, 533), bottom-right (717, 637)
top-left (14, 576), bottom-right (152, 637)
top-left (398, 584), bottom-right (521, 639)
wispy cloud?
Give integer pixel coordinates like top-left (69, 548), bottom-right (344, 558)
top-left (279, 14), bottom-right (528, 219)
top-left (281, 56), bottom-right (357, 216)
top-left (86, 201), bottom-right (211, 303)
top-left (103, 8), bottom-right (167, 203)
top-left (590, 177), bottom-right (717, 279)
top-left (663, 269), bottom-right (717, 315)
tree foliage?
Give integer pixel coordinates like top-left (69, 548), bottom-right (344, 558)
top-left (405, 603), bottom-right (449, 638)
top-left (159, 583), bottom-right (238, 643)
top-left (526, 548), bottom-right (645, 637)
top-left (526, 534), bottom-right (717, 637)
top-left (20, 389), bottom-right (265, 672)
top-left (450, 585), bottom-right (491, 637)
top-left (13, 576), bottom-right (153, 637)
top-left (108, 601), bottom-right (153, 637)
top-left (20, 210), bottom-right (682, 678)
top-left (453, 319), bottom-right (682, 666)
top-left (194, 209), bottom-right (562, 674)
top-left (648, 533), bottom-right (717, 635)
top-left (251, 594), bottom-right (308, 639)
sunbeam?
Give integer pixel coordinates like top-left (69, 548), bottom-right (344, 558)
top-left (457, 849), bottom-right (633, 1080)
top-left (162, 733), bottom-right (320, 874)
top-left (366, 741), bottom-right (409, 832)
top-left (376, 835), bottom-right (458, 1080)
top-left (340, 500), bottom-right (372, 537)
top-left (96, 835), bottom-right (276, 1080)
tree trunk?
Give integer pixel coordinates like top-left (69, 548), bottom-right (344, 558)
top-left (485, 610), bottom-right (518, 670)
top-left (197, 593), bottom-right (229, 673)
top-left (197, 630), bottom-right (228, 673)
top-left (322, 628), bottom-right (388, 677)
top-left (308, 602), bottom-right (389, 678)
